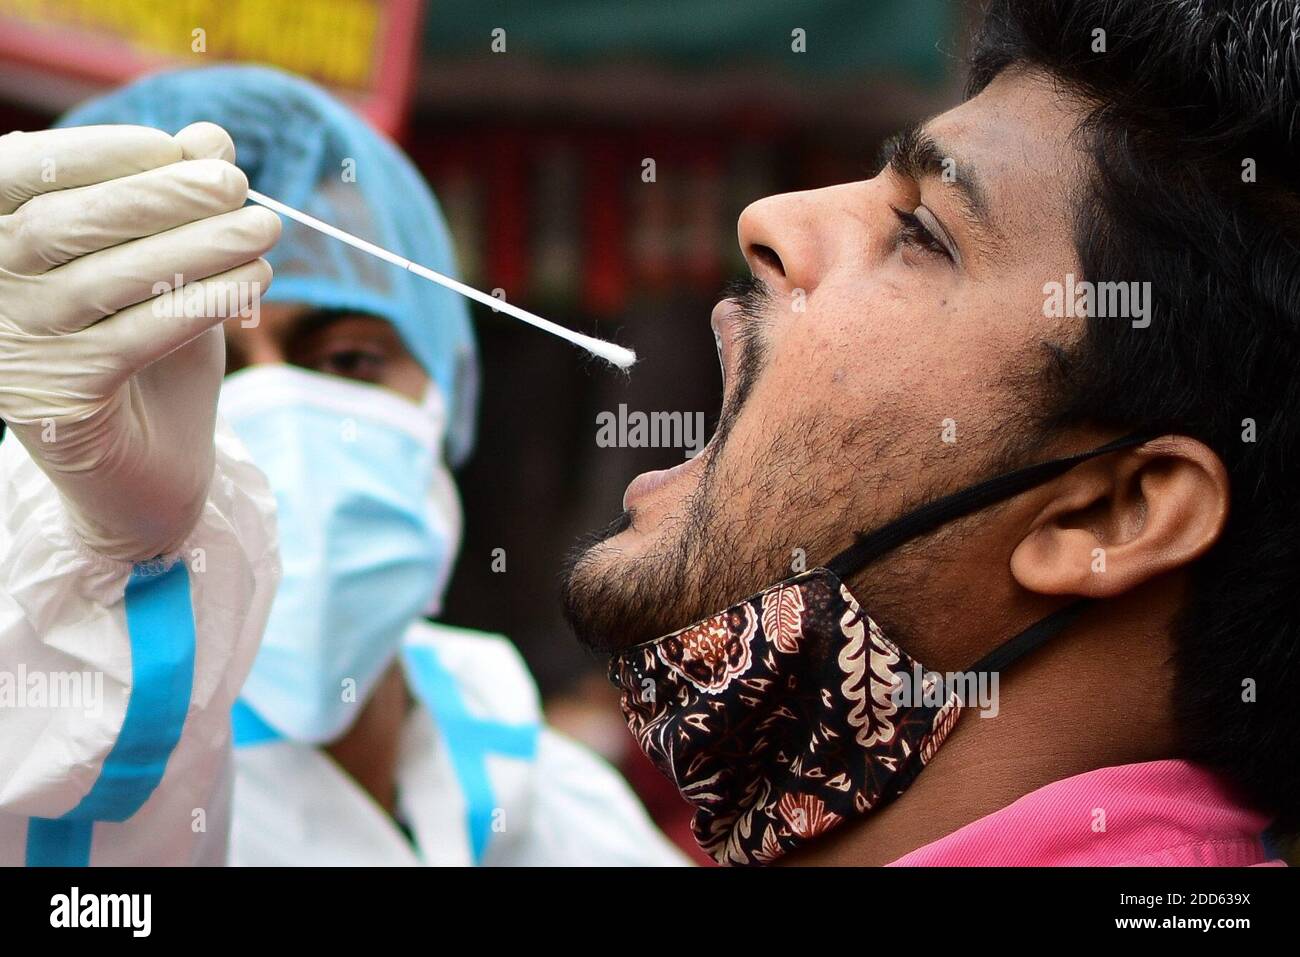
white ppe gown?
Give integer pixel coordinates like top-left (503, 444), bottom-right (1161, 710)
top-left (0, 423), bottom-right (279, 866)
top-left (230, 621), bottom-right (688, 866)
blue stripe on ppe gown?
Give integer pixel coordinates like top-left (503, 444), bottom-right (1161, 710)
top-left (401, 643), bottom-right (539, 864)
top-left (25, 563), bottom-right (197, 866)
top-left (228, 641), bottom-right (541, 864)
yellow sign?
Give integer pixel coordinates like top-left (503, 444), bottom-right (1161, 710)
top-left (1, 0), bottom-right (384, 89)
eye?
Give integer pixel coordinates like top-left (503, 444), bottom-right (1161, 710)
top-left (312, 346), bottom-right (388, 383)
top-left (890, 205), bottom-right (954, 262)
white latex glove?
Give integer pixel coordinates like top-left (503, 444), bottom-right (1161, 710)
top-left (0, 122), bottom-right (280, 560)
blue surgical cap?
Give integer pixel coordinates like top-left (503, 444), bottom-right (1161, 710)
top-left (59, 65), bottom-right (478, 465)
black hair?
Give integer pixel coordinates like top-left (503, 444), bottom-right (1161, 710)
top-left (969, 0), bottom-right (1300, 832)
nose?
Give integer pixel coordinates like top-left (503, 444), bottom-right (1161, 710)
top-left (736, 188), bottom-right (828, 299)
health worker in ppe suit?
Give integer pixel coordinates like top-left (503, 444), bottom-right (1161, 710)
top-left (0, 122), bottom-right (282, 864)
top-left (62, 65), bottom-right (684, 866)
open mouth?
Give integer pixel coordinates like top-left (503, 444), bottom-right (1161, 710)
top-left (621, 298), bottom-right (742, 511)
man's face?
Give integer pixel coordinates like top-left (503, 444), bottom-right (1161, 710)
top-left (563, 68), bottom-right (1090, 652)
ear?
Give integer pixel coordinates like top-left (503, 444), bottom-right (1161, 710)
top-left (1009, 435), bottom-right (1230, 598)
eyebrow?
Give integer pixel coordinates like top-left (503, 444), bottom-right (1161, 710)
top-left (292, 308), bottom-right (346, 334)
top-left (878, 123), bottom-right (1002, 250)
top-left (291, 307), bottom-right (381, 339)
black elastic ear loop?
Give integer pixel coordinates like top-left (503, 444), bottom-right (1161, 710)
top-left (825, 430), bottom-right (1159, 581)
top-left (963, 599), bottom-right (1091, 693)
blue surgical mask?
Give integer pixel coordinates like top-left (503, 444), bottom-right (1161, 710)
top-left (220, 364), bottom-right (461, 742)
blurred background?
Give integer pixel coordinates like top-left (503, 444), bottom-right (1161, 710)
top-left (0, 0), bottom-right (969, 860)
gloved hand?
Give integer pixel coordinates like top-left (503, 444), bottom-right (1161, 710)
top-left (0, 122), bottom-right (280, 561)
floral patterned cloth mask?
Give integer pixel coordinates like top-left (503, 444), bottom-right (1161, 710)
top-left (608, 432), bottom-right (1153, 865)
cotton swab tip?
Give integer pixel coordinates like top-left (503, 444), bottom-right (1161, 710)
top-left (584, 338), bottom-right (638, 369)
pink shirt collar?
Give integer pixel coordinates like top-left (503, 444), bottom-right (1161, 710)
top-left (887, 759), bottom-right (1283, 866)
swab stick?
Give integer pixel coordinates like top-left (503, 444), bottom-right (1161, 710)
top-left (245, 189), bottom-right (636, 369)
